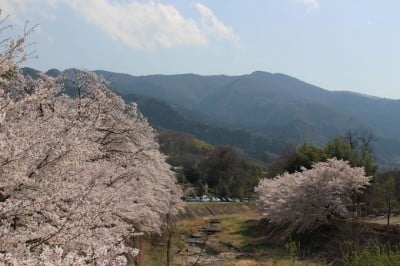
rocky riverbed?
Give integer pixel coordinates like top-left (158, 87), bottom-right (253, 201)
top-left (173, 218), bottom-right (249, 266)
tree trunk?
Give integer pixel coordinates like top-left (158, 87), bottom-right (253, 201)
top-left (387, 197), bottom-right (391, 227)
top-left (165, 212), bottom-right (173, 266)
top-left (166, 229), bottom-right (172, 266)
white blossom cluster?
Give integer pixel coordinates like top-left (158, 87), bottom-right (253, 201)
top-left (0, 244), bottom-right (136, 265)
top-left (255, 158), bottom-right (371, 230)
top-left (0, 21), bottom-right (182, 264)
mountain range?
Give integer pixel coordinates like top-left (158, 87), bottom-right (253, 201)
top-left (22, 67), bottom-right (400, 169)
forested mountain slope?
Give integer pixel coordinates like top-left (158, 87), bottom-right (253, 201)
top-left (21, 68), bottom-right (400, 168)
top-left (124, 94), bottom-right (287, 162)
top-left (91, 69), bottom-right (400, 168)
top-left (94, 70), bottom-right (400, 139)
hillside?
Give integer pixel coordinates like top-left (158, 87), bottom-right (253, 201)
top-left (125, 94), bottom-right (286, 162)
top-left (21, 67), bottom-right (400, 168)
top-left (92, 69), bottom-right (400, 168)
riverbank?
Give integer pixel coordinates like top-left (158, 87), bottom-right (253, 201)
top-left (139, 203), bottom-right (400, 265)
top-left (141, 203), bottom-right (322, 265)
top-left (181, 202), bottom-right (257, 219)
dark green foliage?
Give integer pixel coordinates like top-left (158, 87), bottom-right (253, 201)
top-left (183, 166), bottom-right (201, 184)
top-left (371, 174), bottom-right (398, 222)
top-left (324, 137), bottom-right (354, 162)
top-left (269, 131), bottom-right (378, 178)
top-left (158, 130), bottom-right (264, 198)
top-left (199, 146), bottom-right (239, 188)
top-left (198, 146), bottom-right (264, 198)
top-left (158, 130), bottom-right (212, 167)
top-left (276, 143), bottom-right (327, 175)
top-left (325, 130), bottom-right (378, 176)
top-left (378, 169), bottom-right (400, 203)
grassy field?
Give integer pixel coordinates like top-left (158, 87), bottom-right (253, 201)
top-left (141, 203), bottom-right (323, 265)
top-left (140, 204), bottom-right (400, 265)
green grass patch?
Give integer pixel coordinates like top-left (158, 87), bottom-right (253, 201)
top-left (140, 240), bottom-right (167, 266)
top-left (343, 242), bottom-right (400, 266)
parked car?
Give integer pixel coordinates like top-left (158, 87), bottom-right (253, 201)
top-left (185, 197), bottom-right (194, 202)
top-left (210, 196), bottom-right (221, 202)
top-left (201, 195), bottom-right (210, 202)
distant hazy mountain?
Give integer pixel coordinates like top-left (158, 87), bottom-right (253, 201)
top-left (92, 69), bottom-right (400, 169)
top-left (21, 67), bottom-right (400, 168)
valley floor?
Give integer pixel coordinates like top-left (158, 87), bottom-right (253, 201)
top-left (141, 203), bottom-right (323, 265)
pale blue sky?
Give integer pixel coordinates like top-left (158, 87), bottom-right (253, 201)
top-left (2, 0), bottom-right (400, 99)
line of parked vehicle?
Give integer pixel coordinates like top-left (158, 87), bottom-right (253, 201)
top-left (185, 195), bottom-right (250, 203)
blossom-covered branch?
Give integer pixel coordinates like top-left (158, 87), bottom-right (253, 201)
top-left (255, 158), bottom-right (370, 231)
top-left (0, 15), bottom-right (182, 264)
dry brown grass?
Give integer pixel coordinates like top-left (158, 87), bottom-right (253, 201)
top-left (144, 204), bottom-right (325, 265)
top-left (363, 215), bottom-right (400, 225)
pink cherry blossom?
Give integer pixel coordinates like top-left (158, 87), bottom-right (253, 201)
top-left (0, 18), bottom-right (182, 264)
top-left (255, 158), bottom-right (370, 231)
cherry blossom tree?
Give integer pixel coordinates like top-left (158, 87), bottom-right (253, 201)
top-left (255, 158), bottom-right (371, 231)
top-left (0, 16), bottom-right (182, 264)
